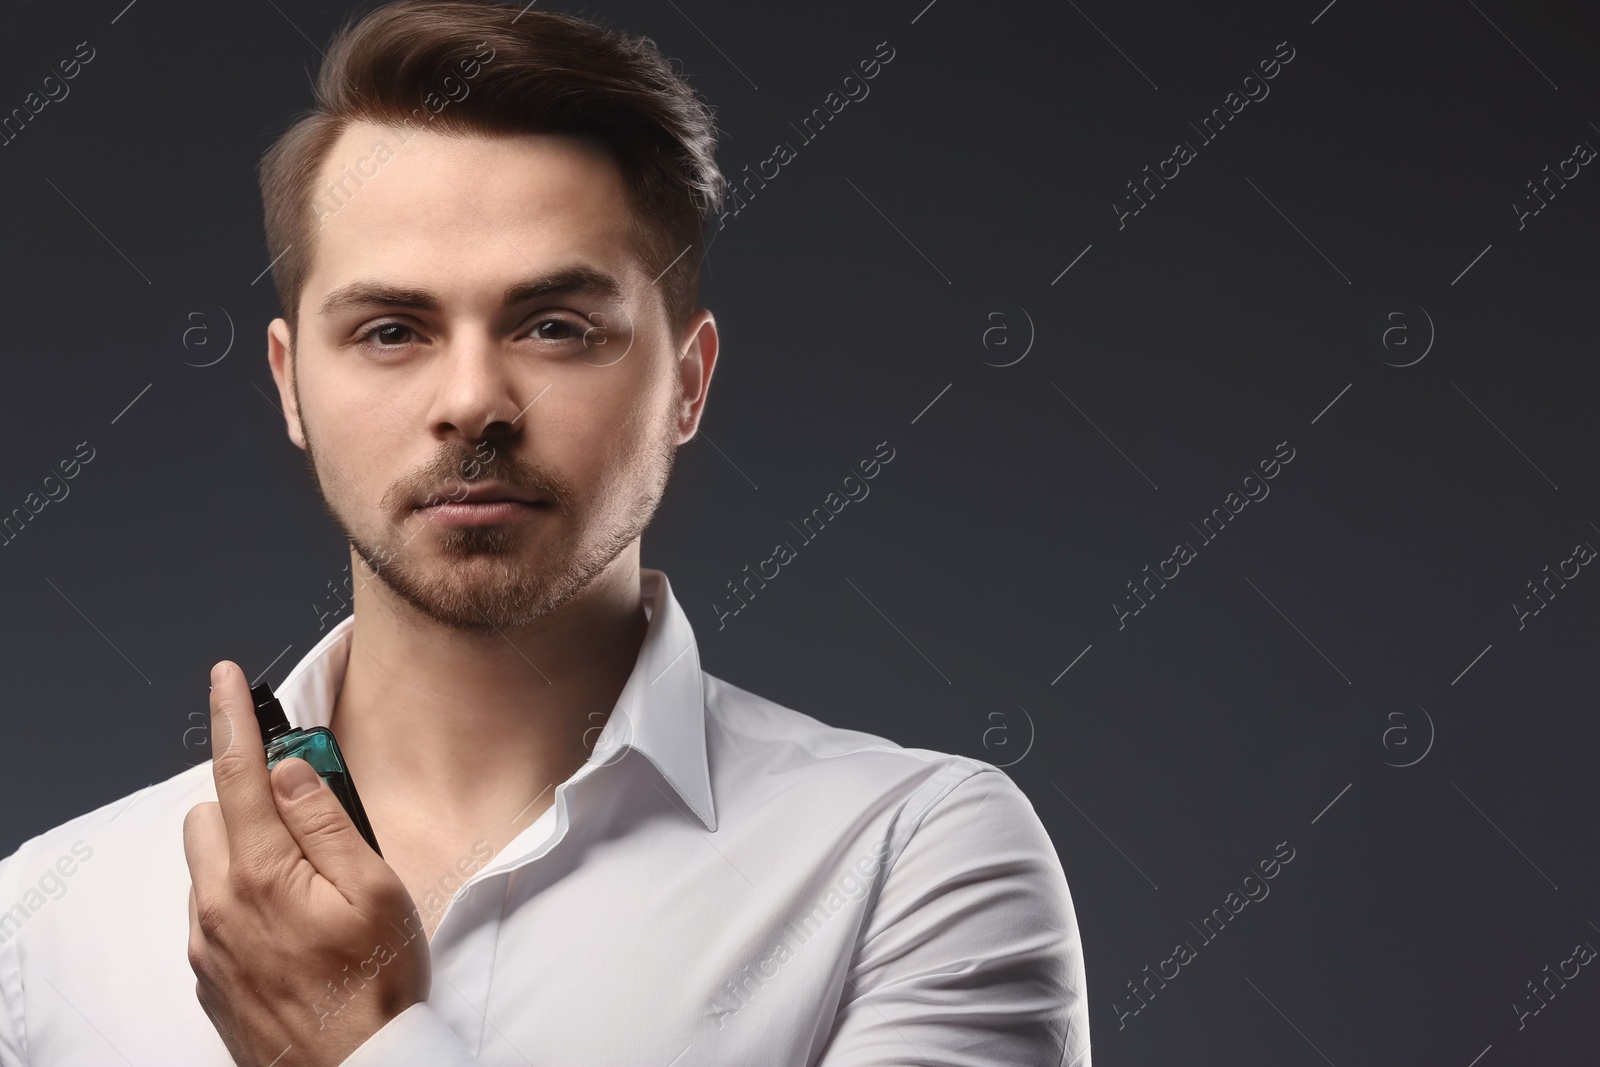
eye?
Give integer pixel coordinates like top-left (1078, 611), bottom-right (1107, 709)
top-left (357, 321), bottom-right (418, 349)
top-left (530, 317), bottom-right (579, 341)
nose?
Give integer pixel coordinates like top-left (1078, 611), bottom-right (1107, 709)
top-left (425, 330), bottom-right (527, 447)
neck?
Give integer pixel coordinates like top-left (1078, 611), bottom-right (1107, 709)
top-left (328, 546), bottom-right (650, 836)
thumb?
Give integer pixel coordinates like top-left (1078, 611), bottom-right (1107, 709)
top-left (271, 757), bottom-right (379, 890)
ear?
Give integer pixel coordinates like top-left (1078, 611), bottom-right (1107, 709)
top-left (267, 317), bottom-right (307, 450)
top-left (674, 309), bottom-right (719, 444)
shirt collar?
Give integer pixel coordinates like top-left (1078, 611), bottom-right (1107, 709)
top-left (273, 566), bottom-right (716, 832)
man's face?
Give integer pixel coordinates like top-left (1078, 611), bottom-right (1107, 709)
top-left (267, 122), bottom-right (715, 633)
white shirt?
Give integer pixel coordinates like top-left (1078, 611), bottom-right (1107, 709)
top-left (0, 568), bottom-right (1090, 1066)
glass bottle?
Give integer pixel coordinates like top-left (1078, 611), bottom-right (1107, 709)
top-left (250, 681), bottom-right (383, 857)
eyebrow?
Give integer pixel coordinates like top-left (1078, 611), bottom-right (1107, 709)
top-left (316, 266), bottom-right (627, 318)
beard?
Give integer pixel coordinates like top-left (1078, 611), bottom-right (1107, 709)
top-left (298, 405), bottom-right (677, 635)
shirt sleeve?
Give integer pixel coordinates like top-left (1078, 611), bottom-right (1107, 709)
top-left (340, 1002), bottom-right (486, 1066)
top-left (816, 768), bottom-right (1091, 1067)
top-left (0, 846), bottom-right (28, 1067)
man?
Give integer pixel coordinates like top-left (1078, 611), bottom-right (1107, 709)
top-left (0, 2), bottom-right (1089, 1063)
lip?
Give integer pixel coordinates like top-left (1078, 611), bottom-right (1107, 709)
top-left (412, 483), bottom-right (547, 527)
top-left (416, 482), bottom-right (543, 508)
top-left (414, 499), bottom-right (546, 527)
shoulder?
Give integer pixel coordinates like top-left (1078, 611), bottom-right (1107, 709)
top-left (701, 670), bottom-right (1042, 843)
top-left (0, 762), bottom-right (216, 947)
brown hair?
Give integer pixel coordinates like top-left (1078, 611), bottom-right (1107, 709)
top-left (258, 0), bottom-right (724, 339)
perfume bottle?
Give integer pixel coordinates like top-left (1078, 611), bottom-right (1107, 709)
top-left (250, 681), bottom-right (383, 857)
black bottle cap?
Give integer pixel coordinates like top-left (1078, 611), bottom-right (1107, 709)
top-left (250, 681), bottom-right (293, 742)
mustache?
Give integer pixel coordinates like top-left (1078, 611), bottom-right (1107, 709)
top-left (386, 443), bottom-right (573, 512)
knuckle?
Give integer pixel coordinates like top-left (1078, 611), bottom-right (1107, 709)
top-left (186, 935), bottom-right (207, 974)
top-left (192, 892), bottom-right (228, 940)
top-left (297, 803), bottom-right (348, 841)
top-left (210, 748), bottom-right (252, 782)
top-left (225, 858), bottom-right (274, 903)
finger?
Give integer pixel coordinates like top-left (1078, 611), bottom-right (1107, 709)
top-left (271, 757), bottom-right (385, 896)
top-left (182, 801), bottom-right (231, 895)
top-left (208, 660), bottom-right (299, 871)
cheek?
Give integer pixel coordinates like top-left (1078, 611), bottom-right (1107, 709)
top-left (551, 361), bottom-right (673, 475)
top-left (304, 376), bottom-right (407, 507)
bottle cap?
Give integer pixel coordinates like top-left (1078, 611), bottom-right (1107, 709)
top-left (249, 681), bottom-right (293, 742)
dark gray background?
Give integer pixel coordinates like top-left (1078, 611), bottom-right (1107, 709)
top-left (3, 0), bottom-right (1598, 1062)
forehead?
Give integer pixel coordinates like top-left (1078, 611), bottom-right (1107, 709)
top-left (303, 121), bottom-right (641, 308)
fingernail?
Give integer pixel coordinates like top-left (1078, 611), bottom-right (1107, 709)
top-left (276, 758), bottom-right (322, 800)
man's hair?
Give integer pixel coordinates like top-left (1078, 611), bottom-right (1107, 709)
top-left (258, 0), bottom-right (724, 340)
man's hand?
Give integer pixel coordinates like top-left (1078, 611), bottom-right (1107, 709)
top-left (183, 660), bottom-right (430, 1067)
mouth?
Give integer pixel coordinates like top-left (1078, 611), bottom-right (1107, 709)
top-left (412, 484), bottom-right (549, 527)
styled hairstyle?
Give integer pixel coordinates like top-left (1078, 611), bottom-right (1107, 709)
top-left (258, 0), bottom-right (724, 339)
